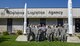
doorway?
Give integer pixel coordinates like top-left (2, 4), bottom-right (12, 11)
top-left (7, 19), bottom-right (12, 33)
top-left (40, 18), bottom-right (46, 26)
top-left (57, 18), bottom-right (63, 26)
top-left (75, 18), bottom-right (80, 33)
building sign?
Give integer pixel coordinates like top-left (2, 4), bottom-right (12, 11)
top-left (4, 9), bottom-right (63, 15)
top-left (28, 11), bottom-right (63, 15)
top-left (28, 11), bottom-right (45, 15)
top-left (48, 11), bottom-right (63, 15)
top-left (5, 9), bottom-right (24, 14)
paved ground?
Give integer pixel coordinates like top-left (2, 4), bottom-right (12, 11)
top-left (16, 35), bottom-right (80, 43)
top-left (67, 36), bottom-right (80, 43)
top-left (16, 35), bottom-right (28, 41)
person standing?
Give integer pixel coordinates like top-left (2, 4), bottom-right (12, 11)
top-left (26, 25), bottom-right (31, 41)
top-left (36, 24), bottom-right (42, 41)
top-left (34, 25), bottom-right (39, 41)
top-left (51, 24), bottom-right (57, 41)
top-left (63, 21), bottom-right (68, 33)
top-left (46, 26), bottom-right (52, 42)
top-left (30, 25), bottom-right (36, 41)
top-left (57, 24), bottom-right (63, 41)
top-left (40, 24), bottom-right (47, 41)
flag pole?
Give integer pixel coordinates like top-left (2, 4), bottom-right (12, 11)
top-left (68, 0), bottom-right (73, 35)
top-left (23, 3), bottom-right (27, 34)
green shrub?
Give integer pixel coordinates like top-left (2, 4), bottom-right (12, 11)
top-left (2, 31), bottom-right (9, 35)
top-left (16, 30), bottom-right (22, 35)
top-left (0, 32), bottom-right (1, 34)
top-left (0, 32), bottom-right (1, 35)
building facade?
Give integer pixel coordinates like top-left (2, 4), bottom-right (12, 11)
top-left (0, 8), bottom-right (80, 33)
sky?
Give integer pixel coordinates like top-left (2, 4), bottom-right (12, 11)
top-left (0, 0), bottom-right (80, 8)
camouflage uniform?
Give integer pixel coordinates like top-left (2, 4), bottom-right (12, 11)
top-left (26, 27), bottom-right (32, 41)
top-left (35, 26), bottom-right (40, 41)
top-left (63, 23), bottom-right (68, 33)
top-left (51, 25), bottom-right (57, 41)
top-left (40, 26), bottom-right (47, 41)
top-left (30, 25), bottom-right (36, 41)
top-left (46, 26), bottom-right (52, 41)
top-left (56, 25), bottom-right (63, 41)
top-left (37, 26), bottom-right (42, 41)
top-left (59, 27), bottom-right (65, 42)
top-left (62, 23), bottom-right (68, 41)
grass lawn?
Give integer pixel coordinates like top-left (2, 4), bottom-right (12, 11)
top-left (0, 35), bottom-right (80, 46)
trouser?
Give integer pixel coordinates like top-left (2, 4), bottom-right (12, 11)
top-left (60, 35), bottom-right (63, 42)
top-left (34, 34), bottom-right (39, 41)
top-left (53, 33), bottom-right (57, 41)
top-left (27, 32), bottom-right (35, 41)
top-left (40, 31), bottom-right (47, 41)
top-left (36, 30), bottom-right (42, 41)
top-left (36, 34), bottom-right (40, 41)
top-left (60, 34), bottom-right (67, 42)
top-left (63, 34), bottom-right (67, 41)
top-left (36, 31), bottom-right (46, 41)
top-left (47, 33), bottom-right (54, 42)
top-left (47, 33), bottom-right (51, 41)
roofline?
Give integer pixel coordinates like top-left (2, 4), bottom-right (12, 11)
top-left (0, 7), bottom-right (80, 9)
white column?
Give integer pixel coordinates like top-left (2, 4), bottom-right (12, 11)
top-left (68, 0), bottom-right (73, 34)
top-left (23, 3), bottom-right (27, 34)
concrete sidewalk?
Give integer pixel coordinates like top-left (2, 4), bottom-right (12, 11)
top-left (16, 35), bottom-right (28, 41)
top-left (67, 36), bottom-right (80, 43)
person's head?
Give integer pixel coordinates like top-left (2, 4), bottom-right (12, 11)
top-left (59, 24), bottom-right (61, 26)
top-left (33, 25), bottom-right (35, 27)
top-left (32, 25), bottom-right (35, 27)
top-left (42, 24), bottom-right (45, 27)
top-left (30, 24), bottom-right (33, 27)
top-left (53, 24), bottom-right (55, 27)
top-left (38, 24), bottom-right (41, 27)
top-left (48, 26), bottom-right (51, 29)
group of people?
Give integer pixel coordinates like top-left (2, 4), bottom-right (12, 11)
top-left (26, 24), bottom-right (68, 42)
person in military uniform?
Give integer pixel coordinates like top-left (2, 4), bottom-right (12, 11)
top-left (62, 24), bottom-right (68, 41)
top-left (57, 24), bottom-right (63, 41)
top-left (59, 26), bottom-right (65, 42)
top-left (53, 25), bottom-right (57, 41)
top-left (26, 25), bottom-right (32, 41)
top-left (36, 24), bottom-right (42, 41)
top-left (26, 24), bottom-right (35, 41)
top-left (30, 25), bottom-right (36, 41)
top-left (46, 25), bottom-right (52, 42)
top-left (60, 21), bottom-right (68, 42)
top-left (51, 24), bottom-right (57, 41)
top-left (40, 24), bottom-right (47, 41)
top-left (61, 27), bottom-right (67, 42)
top-left (33, 25), bottom-right (39, 41)
top-left (63, 21), bottom-right (68, 33)
top-left (57, 24), bottom-right (67, 42)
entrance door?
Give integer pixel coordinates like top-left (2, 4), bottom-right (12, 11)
top-left (7, 19), bottom-right (12, 33)
top-left (57, 19), bottom-right (63, 26)
top-left (40, 18), bottom-right (46, 26)
top-left (75, 18), bottom-right (80, 32)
